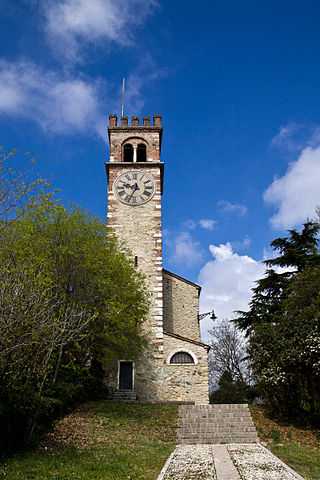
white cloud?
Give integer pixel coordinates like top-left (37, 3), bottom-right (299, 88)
top-left (217, 200), bottom-right (247, 216)
top-left (170, 231), bottom-right (203, 267)
top-left (264, 145), bottom-right (320, 229)
top-left (0, 60), bottom-right (105, 137)
top-left (0, 59), bottom-right (162, 137)
top-left (271, 123), bottom-right (320, 152)
top-left (199, 219), bottom-right (217, 231)
top-left (183, 219), bottom-right (197, 230)
top-left (198, 243), bottom-right (265, 340)
top-left (182, 218), bottom-right (217, 231)
top-left (44, 0), bottom-right (158, 61)
top-left (271, 123), bottom-right (302, 151)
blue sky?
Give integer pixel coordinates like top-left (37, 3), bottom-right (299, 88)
top-left (1, 1), bottom-right (320, 336)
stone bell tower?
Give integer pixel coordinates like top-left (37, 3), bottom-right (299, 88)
top-left (106, 114), bottom-right (164, 401)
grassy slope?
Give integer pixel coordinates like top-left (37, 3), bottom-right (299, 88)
top-left (0, 402), bottom-right (178, 480)
top-left (2, 402), bottom-right (319, 480)
top-left (250, 406), bottom-right (320, 480)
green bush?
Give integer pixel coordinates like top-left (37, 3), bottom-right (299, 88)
top-left (210, 371), bottom-right (250, 404)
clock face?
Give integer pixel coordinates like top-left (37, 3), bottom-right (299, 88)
top-left (113, 171), bottom-right (156, 206)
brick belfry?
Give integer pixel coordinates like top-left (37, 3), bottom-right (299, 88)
top-left (105, 114), bottom-right (210, 404)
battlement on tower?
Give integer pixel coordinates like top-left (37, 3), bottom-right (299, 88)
top-left (108, 114), bottom-right (162, 128)
top-left (107, 113), bottom-right (163, 163)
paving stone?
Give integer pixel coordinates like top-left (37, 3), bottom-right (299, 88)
top-left (212, 445), bottom-right (240, 480)
top-left (227, 444), bottom-right (305, 480)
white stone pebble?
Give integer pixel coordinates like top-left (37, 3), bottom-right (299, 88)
top-left (160, 445), bottom-right (216, 480)
top-left (158, 444), bottom-right (304, 480)
top-left (227, 444), bottom-right (304, 480)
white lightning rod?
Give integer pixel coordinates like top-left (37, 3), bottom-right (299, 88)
top-left (121, 78), bottom-right (126, 118)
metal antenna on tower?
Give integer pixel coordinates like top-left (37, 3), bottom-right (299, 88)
top-left (121, 78), bottom-right (126, 118)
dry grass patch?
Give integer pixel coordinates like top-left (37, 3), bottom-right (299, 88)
top-left (250, 406), bottom-right (319, 448)
top-left (1, 401), bottom-right (178, 480)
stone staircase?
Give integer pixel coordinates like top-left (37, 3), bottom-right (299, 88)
top-left (177, 404), bottom-right (258, 444)
top-left (111, 389), bottom-right (137, 402)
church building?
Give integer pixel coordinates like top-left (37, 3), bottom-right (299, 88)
top-left (105, 114), bottom-right (209, 404)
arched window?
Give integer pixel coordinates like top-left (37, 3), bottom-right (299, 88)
top-left (137, 143), bottom-right (147, 162)
top-left (170, 351), bottom-right (195, 364)
top-left (123, 143), bottom-right (133, 162)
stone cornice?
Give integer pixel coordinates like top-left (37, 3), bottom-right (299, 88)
top-left (163, 269), bottom-right (202, 292)
top-left (164, 330), bottom-right (211, 351)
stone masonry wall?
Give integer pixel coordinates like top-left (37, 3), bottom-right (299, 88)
top-left (107, 163), bottom-right (164, 401)
top-left (163, 271), bottom-right (201, 341)
top-left (161, 334), bottom-right (209, 404)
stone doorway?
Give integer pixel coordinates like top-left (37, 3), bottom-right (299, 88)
top-left (118, 361), bottom-right (134, 391)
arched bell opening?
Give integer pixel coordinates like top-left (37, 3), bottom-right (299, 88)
top-left (123, 143), bottom-right (134, 162)
top-left (137, 143), bottom-right (147, 162)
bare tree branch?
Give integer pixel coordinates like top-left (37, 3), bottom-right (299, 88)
top-left (208, 319), bottom-right (252, 390)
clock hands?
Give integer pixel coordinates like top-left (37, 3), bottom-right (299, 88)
top-left (128, 182), bottom-right (139, 202)
top-left (122, 182), bottom-right (139, 191)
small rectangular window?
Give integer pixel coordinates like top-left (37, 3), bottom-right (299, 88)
top-left (134, 256), bottom-right (138, 268)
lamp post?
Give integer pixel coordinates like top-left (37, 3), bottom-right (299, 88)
top-left (198, 310), bottom-right (216, 322)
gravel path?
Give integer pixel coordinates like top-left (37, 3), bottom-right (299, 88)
top-left (228, 444), bottom-right (304, 480)
top-left (158, 445), bottom-right (216, 480)
top-left (157, 444), bottom-right (304, 480)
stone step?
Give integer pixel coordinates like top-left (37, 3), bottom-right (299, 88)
top-left (112, 396), bottom-right (137, 399)
top-left (178, 431), bottom-right (257, 435)
top-left (110, 390), bottom-right (137, 402)
top-left (178, 435), bottom-right (257, 440)
top-left (180, 404), bottom-right (250, 410)
top-left (178, 438), bottom-right (258, 445)
top-left (113, 392), bottom-right (136, 396)
top-left (179, 419), bottom-right (253, 428)
top-left (178, 435), bottom-right (258, 439)
top-left (180, 411), bottom-right (251, 414)
top-left (179, 411), bottom-right (251, 416)
top-left (177, 403), bottom-right (258, 445)
top-left (179, 419), bottom-right (255, 425)
top-left (177, 427), bottom-right (256, 435)
top-left (179, 415), bottom-right (251, 422)
top-left (178, 434), bottom-right (258, 437)
top-left (179, 424), bottom-right (255, 429)
top-left (177, 431), bottom-right (258, 437)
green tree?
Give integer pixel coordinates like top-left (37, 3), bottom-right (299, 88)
top-left (0, 148), bottom-right (49, 227)
top-left (0, 200), bottom-right (149, 449)
top-left (210, 370), bottom-right (249, 404)
top-left (237, 222), bottom-right (320, 333)
top-left (235, 222), bottom-right (320, 420)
